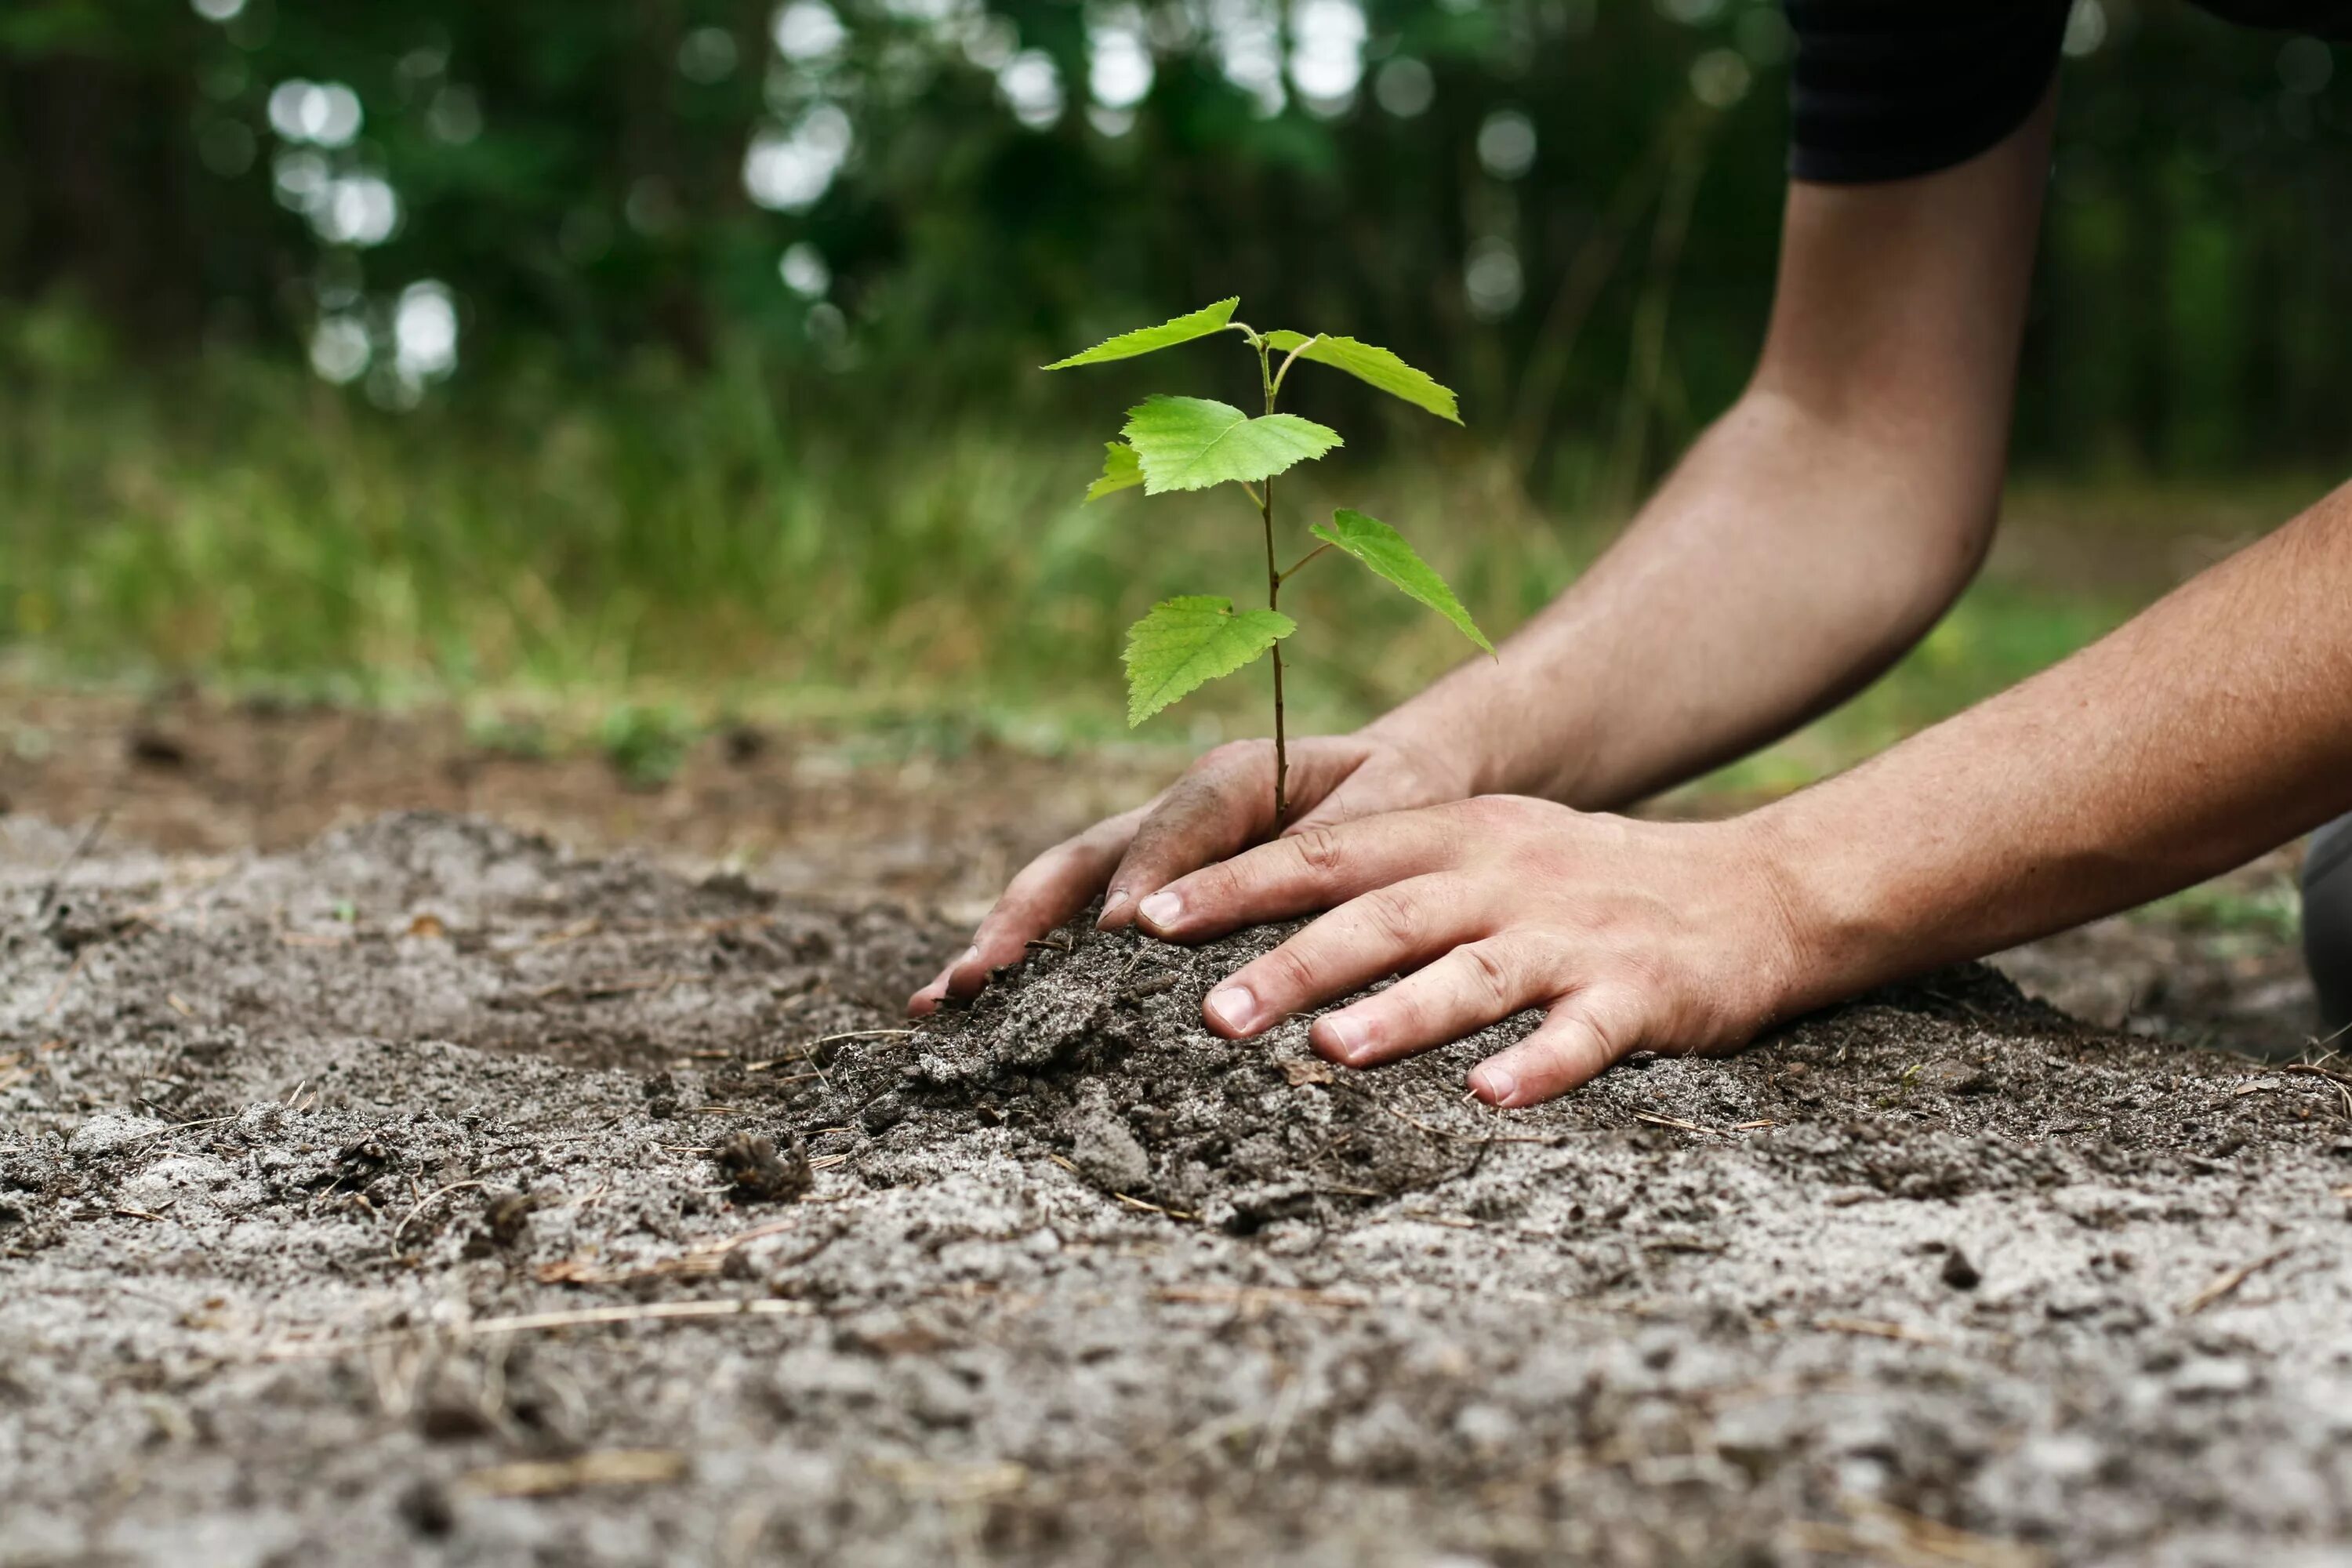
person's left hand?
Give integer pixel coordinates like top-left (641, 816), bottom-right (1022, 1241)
top-left (1130, 795), bottom-right (1807, 1106)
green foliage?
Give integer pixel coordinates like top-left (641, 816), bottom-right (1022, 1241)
top-left (1120, 397), bottom-right (1342, 494)
top-left (1264, 333), bottom-right (1462, 426)
top-left (1044, 300), bottom-right (1241, 371)
top-left (1085, 441), bottom-right (1143, 502)
top-left (1048, 296), bottom-right (1490, 809)
top-left (1122, 596), bottom-right (1295, 726)
top-left (1310, 510), bottom-right (1493, 655)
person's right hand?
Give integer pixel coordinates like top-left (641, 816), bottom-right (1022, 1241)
top-left (906, 729), bottom-right (1474, 1015)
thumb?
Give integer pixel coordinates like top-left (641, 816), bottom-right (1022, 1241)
top-left (1283, 755), bottom-right (1448, 836)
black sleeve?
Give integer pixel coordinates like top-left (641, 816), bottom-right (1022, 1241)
top-left (1784, 0), bottom-right (2071, 184)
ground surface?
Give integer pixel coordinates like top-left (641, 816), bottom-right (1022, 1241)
top-left (4, 696), bottom-right (2350, 1566)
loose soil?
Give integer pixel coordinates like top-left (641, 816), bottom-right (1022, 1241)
top-left (2, 688), bottom-right (2345, 1564)
top-left (5, 801), bottom-right (2350, 1567)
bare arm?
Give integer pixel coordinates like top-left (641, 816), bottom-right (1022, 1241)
top-left (1762, 479), bottom-right (2352, 1011)
top-left (1127, 472), bottom-right (2352, 1105)
top-left (1381, 90), bottom-right (2055, 806)
top-left (913, 95), bottom-right (2055, 1013)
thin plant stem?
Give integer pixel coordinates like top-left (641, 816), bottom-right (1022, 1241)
top-left (1271, 334), bottom-right (1320, 399)
top-left (1278, 543), bottom-right (1332, 585)
top-left (1254, 336), bottom-right (1289, 830)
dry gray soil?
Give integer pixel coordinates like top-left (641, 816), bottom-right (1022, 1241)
top-left (5, 811), bottom-right (2352, 1567)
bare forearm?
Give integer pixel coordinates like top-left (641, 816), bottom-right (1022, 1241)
top-left (1370, 391), bottom-right (1995, 807)
top-left (1370, 101), bottom-right (2051, 811)
top-left (1761, 480), bottom-right (2352, 1011)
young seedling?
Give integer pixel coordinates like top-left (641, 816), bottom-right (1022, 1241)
top-left (1046, 297), bottom-right (1493, 829)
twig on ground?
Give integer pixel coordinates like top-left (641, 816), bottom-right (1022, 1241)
top-left (742, 1029), bottom-right (913, 1073)
top-left (390, 1179), bottom-right (486, 1250)
top-left (1377, 1098), bottom-right (1559, 1145)
top-left (263, 1298), bottom-right (813, 1360)
top-left (34, 811), bottom-right (111, 921)
top-left (456, 1450), bottom-right (688, 1497)
top-left (1254, 1374), bottom-right (1305, 1471)
top-left (2178, 1249), bottom-right (2292, 1316)
top-left (1812, 1317), bottom-right (1946, 1346)
top-left (1157, 1284), bottom-right (1366, 1312)
top-left (1630, 1110), bottom-right (1722, 1137)
top-left (1788, 1494), bottom-right (2045, 1568)
top-left (118, 1113), bottom-right (239, 1145)
top-left (43, 949), bottom-right (92, 1016)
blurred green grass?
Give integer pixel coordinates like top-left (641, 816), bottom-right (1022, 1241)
top-left (0, 336), bottom-right (2195, 797)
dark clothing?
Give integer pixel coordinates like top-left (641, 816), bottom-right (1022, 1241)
top-left (1786, 0), bottom-right (2352, 185)
top-left (2306, 816), bottom-right (2352, 1033)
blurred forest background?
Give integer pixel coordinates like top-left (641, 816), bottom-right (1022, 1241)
top-left (1, 0), bottom-right (2346, 784)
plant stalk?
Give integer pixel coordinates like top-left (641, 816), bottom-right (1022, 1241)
top-left (1255, 337), bottom-right (1288, 832)
top-left (1262, 473), bottom-right (1287, 831)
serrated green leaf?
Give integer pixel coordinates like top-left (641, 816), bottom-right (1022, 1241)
top-left (1310, 510), bottom-right (1494, 655)
top-left (1120, 397), bottom-right (1342, 494)
top-left (1122, 596), bottom-right (1296, 726)
top-left (1085, 441), bottom-right (1143, 502)
top-left (1044, 298), bottom-right (1240, 370)
top-left (1264, 331), bottom-right (1461, 425)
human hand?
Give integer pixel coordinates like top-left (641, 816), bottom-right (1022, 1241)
top-left (1127, 796), bottom-right (1805, 1106)
top-left (907, 730), bottom-right (1472, 1016)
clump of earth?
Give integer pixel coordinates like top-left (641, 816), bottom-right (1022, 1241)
top-left (5, 811), bottom-right (2350, 1566)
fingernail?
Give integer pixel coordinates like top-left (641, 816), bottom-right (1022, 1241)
top-left (1137, 891), bottom-right (1184, 930)
top-left (1204, 984), bottom-right (1257, 1034)
top-left (1319, 1014), bottom-right (1367, 1063)
top-left (1472, 1064), bottom-right (1518, 1105)
top-left (1098, 889), bottom-right (1132, 926)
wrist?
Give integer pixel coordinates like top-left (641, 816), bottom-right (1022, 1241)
top-left (1733, 797), bottom-right (1899, 1024)
top-left (1356, 700), bottom-right (1493, 800)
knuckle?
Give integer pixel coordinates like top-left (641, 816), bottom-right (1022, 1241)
top-left (1458, 940), bottom-right (1515, 1009)
top-left (1200, 739), bottom-right (1268, 777)
top-left (1259, 942), bottom-right (1320, 1000)
top-left (1354, 886), bottom-right (1421, 949)
top-left (1568, 989), bottom-right (1640, 1059)
top-left (1289, 823), bottom-right (1348, 876)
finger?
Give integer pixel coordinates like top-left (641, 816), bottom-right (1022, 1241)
top-left (907, 971), bottom-right (953, 1018)
top-left (1137, 809), bottom-right (1470, 942)
top-left (1101, 745), bottom-right (1275, 927)
top-left (906, 808), bottom-right (1146, 1014)
top-left (1282, 752), bottom-right (1431, 837)
top-left (1310, 935), bottom-right (1555, 1067)
top-left (1467, 991), bottom-right (1635, 1107)
top-left (1105, 742), bottom-right (1381, 926)
top-left (1197, 874), bottom-right (1485, 1039)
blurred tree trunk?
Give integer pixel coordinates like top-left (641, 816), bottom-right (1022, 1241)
top-left (0, 53), bottom-right (207, 344)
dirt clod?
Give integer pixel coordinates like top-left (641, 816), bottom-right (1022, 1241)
top-left (1940, 1245), bottom-right (1983, 1291)
top-left (713, 1131), bottom-right (812, 1201)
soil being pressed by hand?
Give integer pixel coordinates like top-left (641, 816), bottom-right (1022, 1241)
top-left (5, 810), bottom-right (2350, 1567)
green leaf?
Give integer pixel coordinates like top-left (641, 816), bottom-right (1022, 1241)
top-left (1263, 331), bottom-right (1461, 425)
top-left (1309, 510), bottom-right (1494, 655)
top-left (1044, 298), bottom-right (1240, 370)
top-left (1120, 397), bottom-right (1342, 494)
top-left (1085, 441), bottom-right (1143, 502)
top-left (1122, 596), bottom-right (1296, 726)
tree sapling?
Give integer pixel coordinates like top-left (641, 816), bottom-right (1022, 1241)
top-left (1046, 297), bottom-right (1493, 828)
